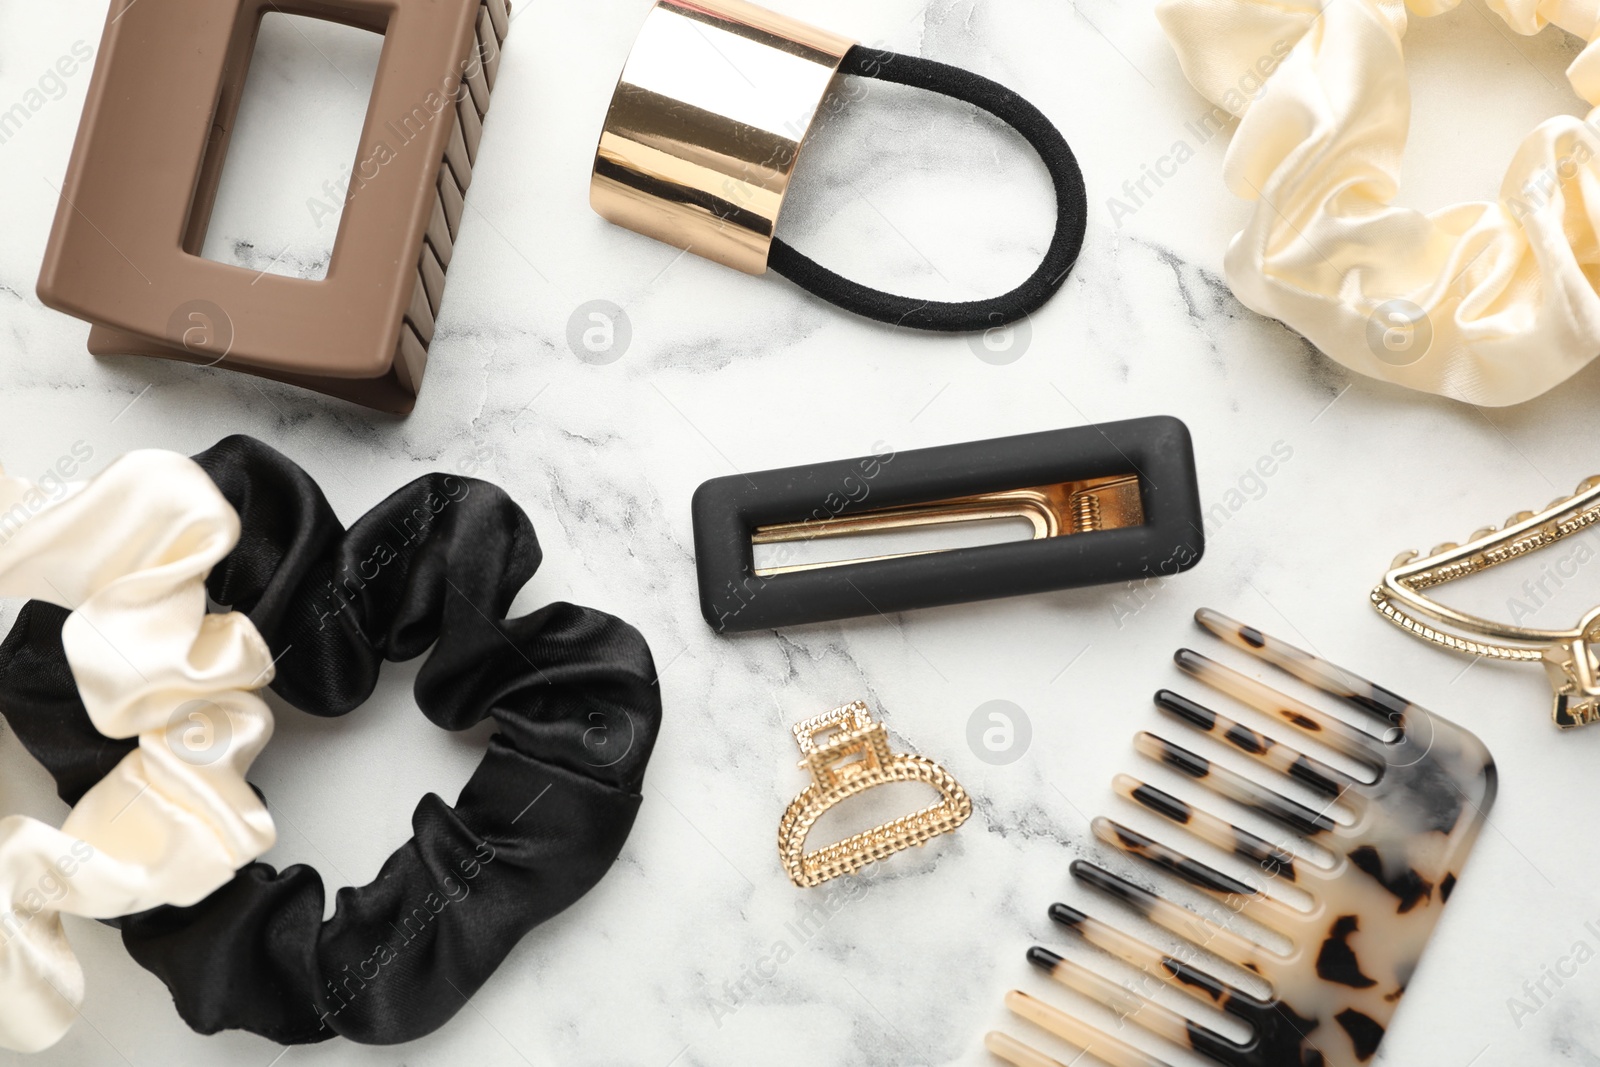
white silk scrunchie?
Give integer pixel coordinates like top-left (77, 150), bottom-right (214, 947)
top-left (1158, 0), bottom-right (1600, 406)
top-left (0, 451), bottom-right (276, 1052)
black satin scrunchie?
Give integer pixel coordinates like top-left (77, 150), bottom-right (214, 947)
top-left (0, 435), bottom-right (662, 1045)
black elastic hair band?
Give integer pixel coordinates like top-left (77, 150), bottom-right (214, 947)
top-left (0, 436), bottom-right (663, 1045)
top-left (767, 45), bottom-right (1088, 331)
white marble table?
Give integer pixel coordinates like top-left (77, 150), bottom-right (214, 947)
top-left (2, 1), bottom-right (1599, 1065)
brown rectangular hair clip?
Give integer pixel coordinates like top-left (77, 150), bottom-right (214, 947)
top-left (38, 0), bottom-right (511, 414)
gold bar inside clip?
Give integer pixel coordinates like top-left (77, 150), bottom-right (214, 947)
top-left (751, 475), bottom-right (1144, 577)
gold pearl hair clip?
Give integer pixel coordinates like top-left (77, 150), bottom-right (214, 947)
top-left (777, 701), bottom-right (971, 888)
top-left (1371, 474), bottom-right (1600, 728)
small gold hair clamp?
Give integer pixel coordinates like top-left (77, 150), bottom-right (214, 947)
top-left (777, 702), bottom-right (971, 888)
top-left (1372, 475), bottom-right (1600, 728)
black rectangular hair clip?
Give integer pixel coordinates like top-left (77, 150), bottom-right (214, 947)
top-left (691, 415), bottom-right (1205, 632)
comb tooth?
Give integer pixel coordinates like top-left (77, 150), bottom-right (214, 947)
top-left (1468, 526), bottom-right (1496, 542)
top-left (1193, 609), bottom-right (1417, 733)
top-left (1429, 541), bottom-right (1458, 555)
top-left (1579, 476), bottom-right (1600, 494)
top-left (984, 1032), bottom-right (1063, 1067)
top-left (1153, 690), bottom-right (1353, 796)
top-left (1002, 993), bottom-right (1177, 1067)
top-left (1134, 732), bottom-right (1336, 836)
top-left (1091, 818), bottom-right (1255, 898)
top-left (987, 1031), bottom-right (1146, 1067)
top-left (1091, 818), bottom-right (1294, 933)
top-left (1507, 509), bottom-right (1535, 526)
top-left (985, 1031), bottom-right (1099, 1067)
top-left (1071, 860), bottom-right (1271, 969)
top-left (1045, 904), bottom-right (1270, 1016)
top-left (1021, 954), bottom-right (1245, 1060)
top-left (1112, 776), bottom-right (1302, 884)
top-left (1173, 647), bottom-right (1380, 765)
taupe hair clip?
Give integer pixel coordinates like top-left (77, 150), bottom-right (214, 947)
top-left (1371, 475), bottom-right (1600, 728)
top-left (38, 0), bottom-right (509, 413)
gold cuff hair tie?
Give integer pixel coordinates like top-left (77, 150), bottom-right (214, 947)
top-left (777, 701), bottom-right (971, 888)
top-left (1372, 474), bottom-right (1600, 728)
top-left (590, 0), bottom-right (852, 275)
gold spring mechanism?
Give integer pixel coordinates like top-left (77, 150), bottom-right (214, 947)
top-left (1070, 489), bottom-right (1102, 533)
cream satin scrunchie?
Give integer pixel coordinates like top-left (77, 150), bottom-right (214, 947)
top-left (1158, 0), bottom-right (1600, 406)
top-left (0, 451), bottom-right (275, 1052)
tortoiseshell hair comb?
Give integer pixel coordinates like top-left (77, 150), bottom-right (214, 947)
top-left (987, 609), bottom-right (1496, 1067)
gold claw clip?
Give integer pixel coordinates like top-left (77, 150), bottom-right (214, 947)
top-left (777, 701), bottom-right (971, 888)
top-left (1371, 474), bottom-right (1600, 728)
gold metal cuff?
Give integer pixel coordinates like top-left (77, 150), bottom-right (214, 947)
top-left (777, 701), bottom-right (971, 888)
top-left (590, 0), bottom-right (855, 274)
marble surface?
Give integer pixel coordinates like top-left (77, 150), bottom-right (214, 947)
top-left (3, 1), bottom-right (1600, 1065)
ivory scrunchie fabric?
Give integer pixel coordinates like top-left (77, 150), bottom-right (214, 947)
top-left (0, 451), bottom-right (275, 1052)
top-left (0, 437), bottom-right (662, 1045)
top-left (1158, 0), bottom-right (1600, 406)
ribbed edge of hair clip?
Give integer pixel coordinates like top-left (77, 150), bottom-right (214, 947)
top-left (1372, 473), bottom-right (1600, 728)
top-left (591, 0), bottom-right (1087, 331)
top-left (0, 450), bottom-right (275, 1053)
top-left (0, 436), bottom-right (663, 1046)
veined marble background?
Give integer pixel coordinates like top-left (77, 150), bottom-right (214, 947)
top-left (2, 1), bottom-right (1600, 1065)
